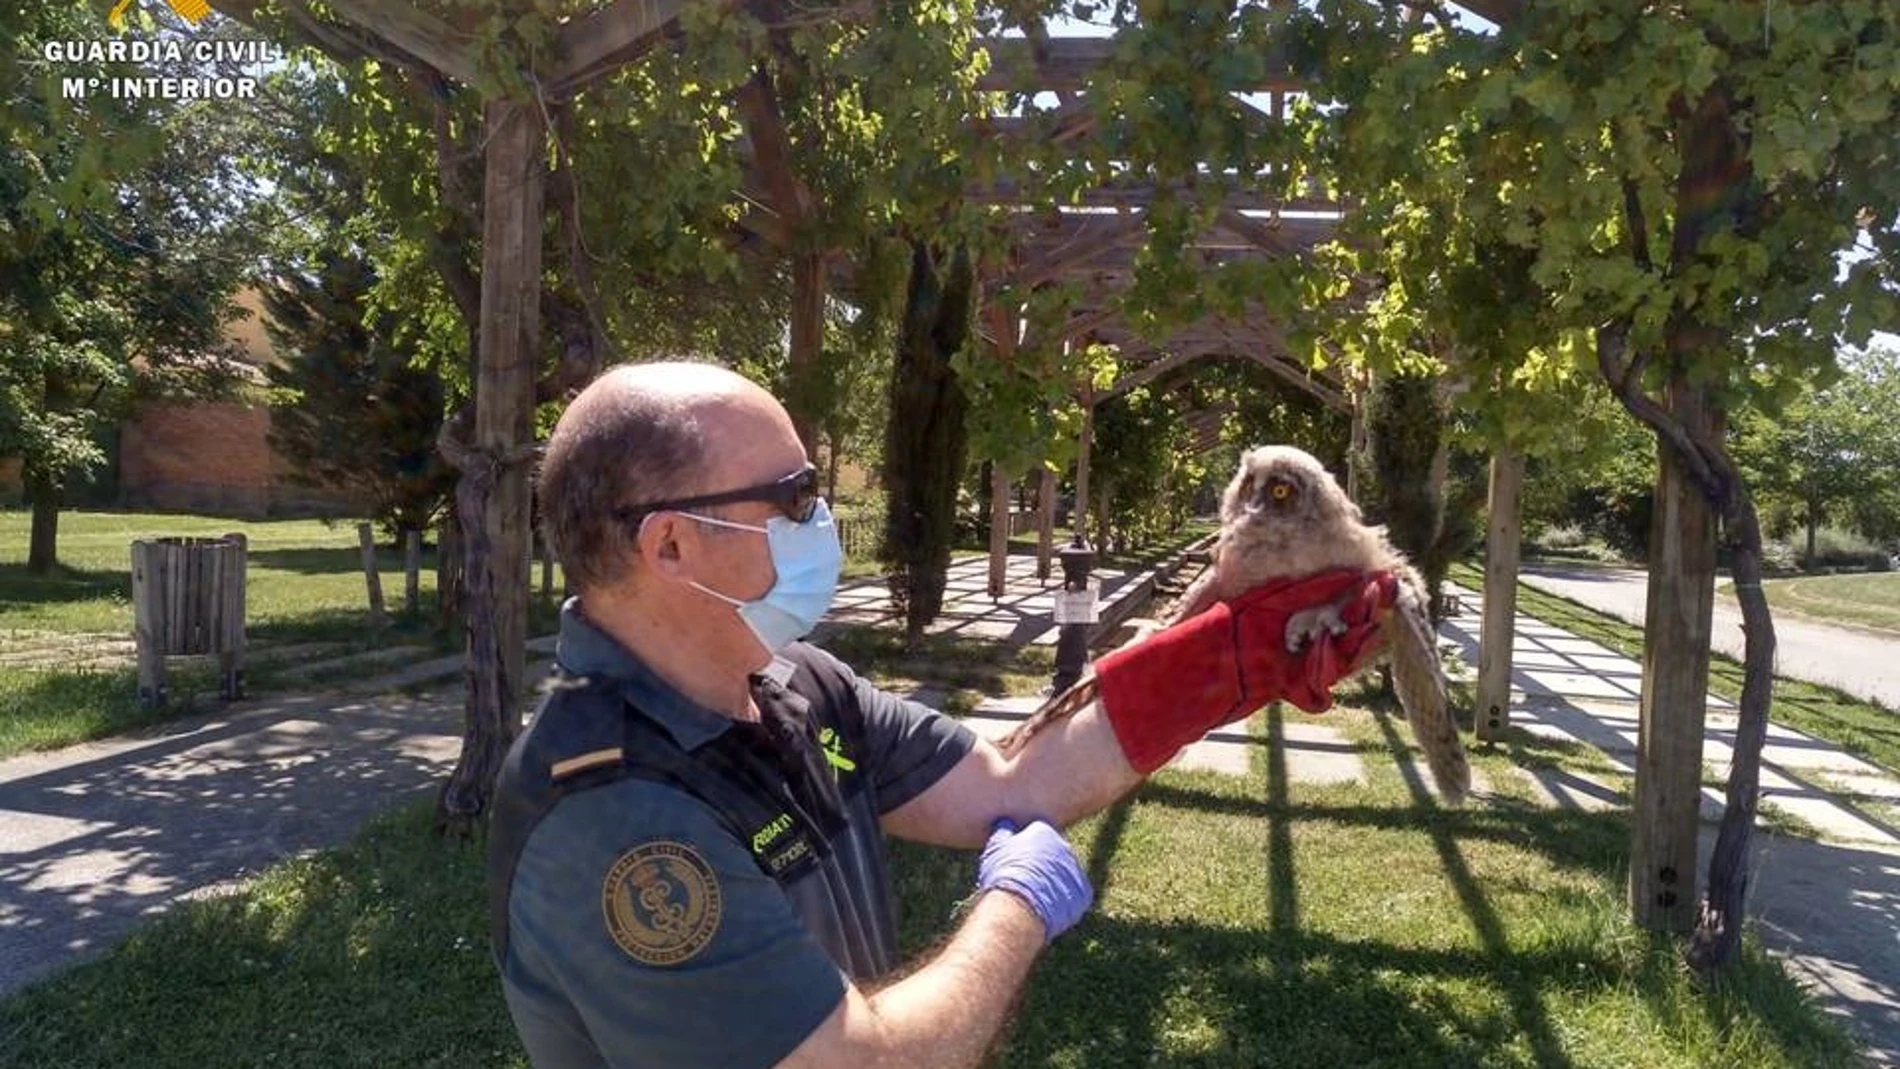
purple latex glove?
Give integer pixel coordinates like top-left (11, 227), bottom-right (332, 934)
top-left (976, 819), bottom-right (1094, 943)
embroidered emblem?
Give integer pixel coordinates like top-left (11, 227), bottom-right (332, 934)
top-left (602, 841), bottom-right (723, 966)
top-left (818, 726), bottom-right (856, 774)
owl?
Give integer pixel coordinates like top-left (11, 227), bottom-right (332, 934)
top-left (998, 445), bottom-right (1471, 803)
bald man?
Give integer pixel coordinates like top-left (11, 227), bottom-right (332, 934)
top-left (487, 362), bottom-right (1396, 1068)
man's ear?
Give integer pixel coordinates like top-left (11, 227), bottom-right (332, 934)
top-left (635, 512), bottom-right (689, 578)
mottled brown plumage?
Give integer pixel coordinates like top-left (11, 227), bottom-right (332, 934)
top-left (998, 445), bottom-right (1470, 803)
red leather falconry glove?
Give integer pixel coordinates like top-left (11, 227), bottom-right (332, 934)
top-left (1094, 569), bottom-right (1400, 774)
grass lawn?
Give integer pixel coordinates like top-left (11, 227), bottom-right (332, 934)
top-left (0, 670), bottom-right (1859, 1067)
top-left (0, 510), bottom-right (523, 758)
top-left (1733, 572), bottom-right (1900, 636)
top-left (1453, 562), bottom-right (1900, 777)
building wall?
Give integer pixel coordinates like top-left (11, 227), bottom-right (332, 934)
top-left (118, 401), bottom-right (359, 519)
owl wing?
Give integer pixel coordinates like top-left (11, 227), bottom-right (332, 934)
top-left (1164, 553), bottom-right (1226, 625)
top-left (1384, 571), bottom-right (1470, 803)
top-left (995, 675), bottom-right (1101, 756)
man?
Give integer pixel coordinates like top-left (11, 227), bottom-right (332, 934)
top-left (489, 362), bottom-right (1394, 1068)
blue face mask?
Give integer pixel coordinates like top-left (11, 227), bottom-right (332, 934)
top-left (680, 498), bottom-right (842, 655)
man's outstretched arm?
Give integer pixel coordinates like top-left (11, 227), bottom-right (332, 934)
top-left (883, 570), bottom-right (1396, 848)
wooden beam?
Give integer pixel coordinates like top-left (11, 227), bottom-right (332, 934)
top-left (1100, 347), bottom-right (1207, 399)
top-left (735, 69), bottom-right (815, 225)
top-left (326, 0), bottom-right (479, 85)
top-left (968, 180), bottom-right (1338, 214)
top-left (1000, 214), bottom-right (1147, 290)
top-left (1476, 448), bottom-right (1524, 742)
top-left (976, 36), bottom-right (1299, 92)
top-left (1215, 207), bottom-right (1305, 257)
top-left (547, 0), bottom-right (709, 97)
top-left (1243, 350), bottom-right (1348, 410)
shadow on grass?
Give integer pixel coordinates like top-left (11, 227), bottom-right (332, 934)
top-left (246, 545), bottom-right (436, 576)
top-left (0, 802), bottom-right (521, 1069)
top-left (0, 563), bottom-right (128, 611)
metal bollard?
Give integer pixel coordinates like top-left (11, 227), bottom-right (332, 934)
top-left (1051, 534), bottom-right (1097, 694)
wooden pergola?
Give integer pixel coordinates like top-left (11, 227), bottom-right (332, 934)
top-left (202, 0), bottom-right (1713, 948)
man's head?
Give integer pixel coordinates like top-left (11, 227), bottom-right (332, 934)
top-left (538, 361), bottom-right (824, 671)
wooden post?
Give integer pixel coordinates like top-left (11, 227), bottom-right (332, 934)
top-left (789, 253), bottom-right (826, 454)
top-left (358, 521), bottom-right (387, 623)
top-left (404, 529), bottom-right (422, 615)
top-left (1476, 449), bottom-right (1524, 742)
top-left (219, 532), bottom-right (246, 699)
top-left (1630, 379), bottom-right (1719, 934)
top-left (540, 536), bottom-right (555, 601)
top-left (475, 96), bottom-right (542, 740)
top-left (988, 463), bottom-right (1010, 599)
top-left (131, 541), bottom-right (165, 709)
top-left (1036, 466), bottom-right (1057, 581)
top-left (1074, 381), bottom-right (1095, 544)
top-left (1347, 388), bottom-right (1368, 503)
top-left (1094, 480), bottom-right (1112, 558)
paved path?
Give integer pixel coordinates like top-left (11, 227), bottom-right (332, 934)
top-left (1441, 586), bottom-right (1900, 1065)
top-left (0, 691), bottom-right (466, 996)
top-left (1521, 563), bottom-right (1900, 711)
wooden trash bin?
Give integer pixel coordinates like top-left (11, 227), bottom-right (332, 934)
top-left (130, 533), bottom-right (248, 708)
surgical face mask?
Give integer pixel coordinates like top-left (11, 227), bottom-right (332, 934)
top-left (679, 499), bottom-right (842, 655)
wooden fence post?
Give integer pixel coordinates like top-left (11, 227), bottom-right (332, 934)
top-left (1036, 466), bottom-right (1056, 581)
top-left (404, 529), bottom-right (422, 615)
top-left (1630, 379), bottom-right (1719, 934)
top-left (219, 532), bottom-right (246, 699)
top-left (358, 521), bottom-right (387, 624)
top-left (1476, 449), bottom-right (1524, 742)
top-left (131, 541), bottom-right (165, 708)
top-left (988, 464), bottom-right (1010, 600)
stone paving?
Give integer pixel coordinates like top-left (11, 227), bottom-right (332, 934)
top-left (822, 550), bottom-right (1169, 645)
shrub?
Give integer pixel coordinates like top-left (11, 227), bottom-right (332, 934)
top-left (1800, 528), bottom-right (1893, 573)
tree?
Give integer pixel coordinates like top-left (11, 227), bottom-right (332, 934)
top-left (1284, 0), bottom-right (1900, 972)
top-left (263, 248), bottom-right (454, 536)
top-left (3, 6), bottom-right (261, 572)
top-left (1733, 343), bottom-right (1900, 562)
top-left (881, 240), bottom-right (978, 642)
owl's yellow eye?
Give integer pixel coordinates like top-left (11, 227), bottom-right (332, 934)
top-left (1271, 484), bottom-right (1292, 501)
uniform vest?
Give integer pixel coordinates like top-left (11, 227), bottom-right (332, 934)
top-left (486, 644), bottom-right (873, 970)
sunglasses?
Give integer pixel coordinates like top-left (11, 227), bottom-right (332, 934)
top-left (618, 463), bottom-right (822, 526)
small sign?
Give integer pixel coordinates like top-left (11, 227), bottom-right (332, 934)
top-left (1053, 585), bottom-right (1099, 625)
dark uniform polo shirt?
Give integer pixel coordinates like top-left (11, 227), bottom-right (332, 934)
top-left (497, 603), bottom-right (976, 1069)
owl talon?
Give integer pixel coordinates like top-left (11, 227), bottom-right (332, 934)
top-left (1284, 604), bottom-right (1347, 653)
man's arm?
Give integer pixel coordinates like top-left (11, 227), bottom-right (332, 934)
top-left (881, 697), bottom-right (1140, 849)
top-left (778, 891), bottom-right (1044, 1069)
top-left (879, 570), bottom-right (1400, 847)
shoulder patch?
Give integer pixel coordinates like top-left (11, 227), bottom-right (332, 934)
top-left (601, 841), bottom-right (724, 966)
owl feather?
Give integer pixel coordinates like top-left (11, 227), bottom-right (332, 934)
top-left (998, 445), bottom-right (1470, 804)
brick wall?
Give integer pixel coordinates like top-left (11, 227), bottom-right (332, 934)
top-left (119, 401), bottom-right (360, 518)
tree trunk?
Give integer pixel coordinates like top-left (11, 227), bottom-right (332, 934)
top-left (437, 97), bottom-right (545, 836)
top-left (25, 464), bottom-right (60, 575)
top-left (1804, 497), bottom-right (1818, 569)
